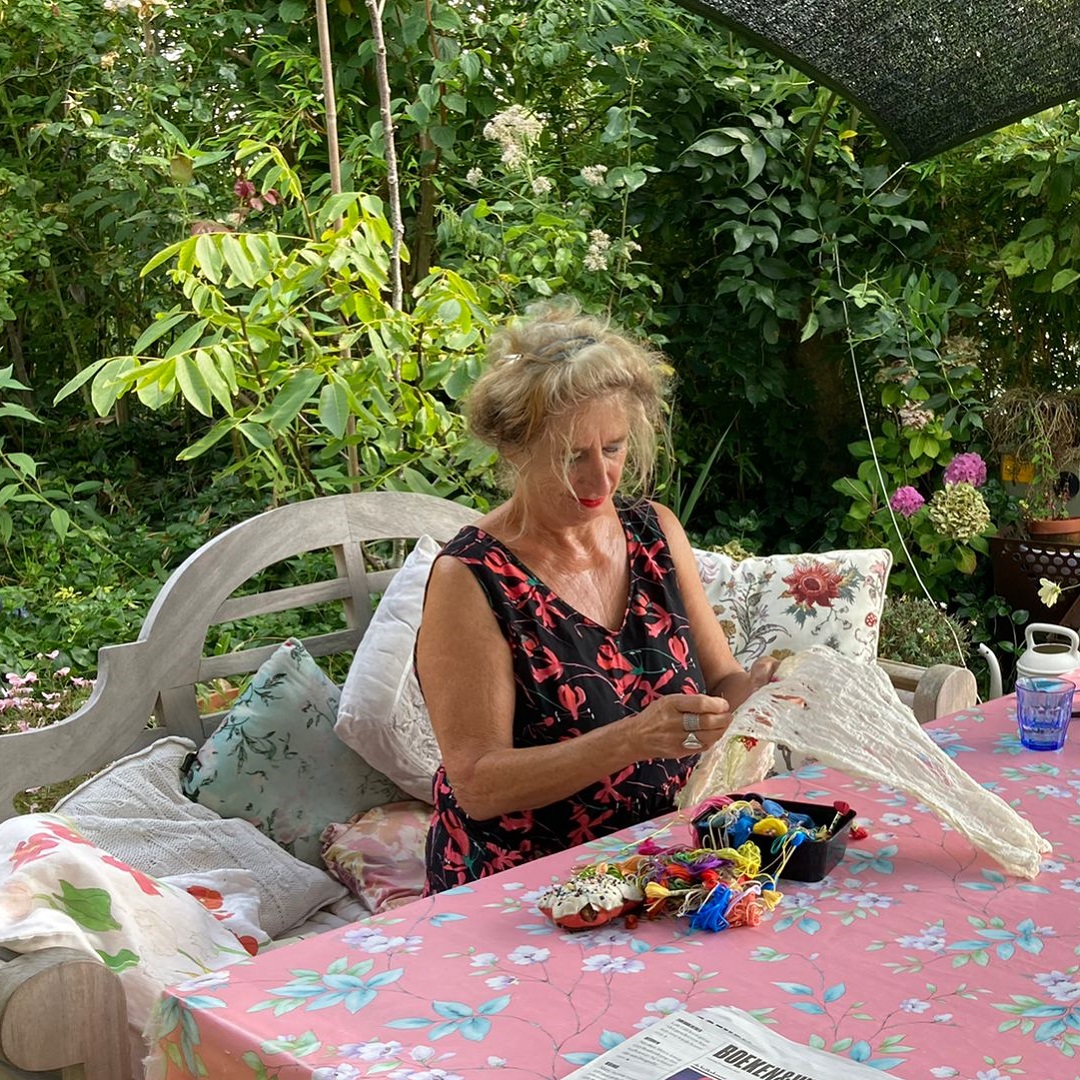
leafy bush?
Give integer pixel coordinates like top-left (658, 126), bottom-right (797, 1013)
top-left (878, 595), bottom-right (971, 668)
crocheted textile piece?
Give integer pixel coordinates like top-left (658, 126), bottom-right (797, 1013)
top-left (677, 647), bottom-right (1051, 879)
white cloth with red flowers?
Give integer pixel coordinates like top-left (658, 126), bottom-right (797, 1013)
top-left (678, 647), bottom-right (1050, 880)
top-left (0, 814), bottom-right (253, 1072)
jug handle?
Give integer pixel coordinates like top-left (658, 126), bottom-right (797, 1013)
top-left (1024, 623), bottom-right (1080, 652)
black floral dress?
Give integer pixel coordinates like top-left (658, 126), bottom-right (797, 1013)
top-left (423, 500), bottom-right (705, 894)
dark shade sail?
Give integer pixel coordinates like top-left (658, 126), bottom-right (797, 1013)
top-left (673, 0), bottom-right (1080, 162)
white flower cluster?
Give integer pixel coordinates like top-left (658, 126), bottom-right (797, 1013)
top-left (99, 50), bottom-right (120, 69)
top-left (898, 402), bottom-right (934, 430)
top-left (103, 0), bottom-right (166, 13)
top-left (580, 164), bottom-right (608, 187)
top-left (531, 176), bottom-right (553, 196)
top-left (583, 231), bottom-right (641, 273)
top-left (465, 167), bottom-right (483, 185)
top-left (584, 229), bottom-right (611, 272)
top-left (482, 105), bottom-right (544, 168)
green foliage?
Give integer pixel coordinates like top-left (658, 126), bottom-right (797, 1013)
top-left (57, 146), bottom-right (498, 501)
top-left (878, 595), bottom-right (971, 668)
top-left (11, 0), bottom-right (1080, 646)
top-left (919, 111), bottom-right (1080, 391)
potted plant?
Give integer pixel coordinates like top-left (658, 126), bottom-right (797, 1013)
top-left (984, 388), bottom-right (1080, 544)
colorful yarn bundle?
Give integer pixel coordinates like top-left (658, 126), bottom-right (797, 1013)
top-left (636, 841), bottom-right (782, 932)
top-left (690, 795), bottom-right (853, 881)
top-left (537, 840), bottom-right (783, 935)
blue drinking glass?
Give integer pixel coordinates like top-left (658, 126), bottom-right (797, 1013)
top-left (1015, 677), bottom-right (1076, 751)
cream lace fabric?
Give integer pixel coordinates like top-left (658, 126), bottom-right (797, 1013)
top-left (677, 647), bottom-right (1051, 879)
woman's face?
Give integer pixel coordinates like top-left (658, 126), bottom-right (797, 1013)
top-left (515, 397), bottom-right (629, 520)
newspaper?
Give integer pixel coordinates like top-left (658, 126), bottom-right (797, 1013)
top-left (564, 1006), bottom-right (899, 1080)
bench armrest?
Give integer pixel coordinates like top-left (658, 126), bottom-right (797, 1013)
top-left (877, 658), bottom-right (978, 724)
top-left (0, 948), bottom-right (128, 1080)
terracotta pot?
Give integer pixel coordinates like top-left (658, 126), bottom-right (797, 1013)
top-left (1027, 517), bottom-right (1080, 545)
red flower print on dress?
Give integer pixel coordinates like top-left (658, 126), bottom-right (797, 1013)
top-left (520, 635), bottom-right (563, 680)
top-left (569, 802), bottom-right (614, 847)
top-left (865, 612), bottom-right (878, 627)
top-left (645, 600), bottom-right (674, 639)
top-left (782, 561), bottom-right (845, 610)
top-left (630, 667), bottom-right (676, 705)
top-left (669, 633), bottom-right (689, 668)
top-left (557, 683), bottom-right (587, 719)
top-left (593, 767), bottom-right (635, 808)
top-left (596, 640), bottom-right (630, 674)
top-left (627, 538), bottom-right (667, 581)
top-left (499, 809), bottom-right (535, 833)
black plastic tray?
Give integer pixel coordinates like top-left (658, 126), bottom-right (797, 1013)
top-left (692, 792), bottom-right (856, 883)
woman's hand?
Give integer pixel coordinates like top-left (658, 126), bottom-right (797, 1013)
top-left (748, 655), bottom-right (780, 691)
top-left (625, 693), bottom-right (735, 761)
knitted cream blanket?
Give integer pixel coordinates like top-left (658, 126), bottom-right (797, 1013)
top-left (677, 647), bottom-right (1051, 879)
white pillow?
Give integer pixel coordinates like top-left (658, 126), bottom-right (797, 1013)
top-left (54, 737), bottom-right (346, 939)
top-left (335, 534), bottom-right (442, 802)
top-left (694, 547), bottom-right (892, 666)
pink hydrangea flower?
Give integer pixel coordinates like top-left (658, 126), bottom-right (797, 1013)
top-left (890, 486), bottom-right (925, 517)
top-left (943, 452), bottom-right (987, 487)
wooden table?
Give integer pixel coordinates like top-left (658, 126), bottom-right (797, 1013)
top-left (148, 691), bottom-right (1080, 1080)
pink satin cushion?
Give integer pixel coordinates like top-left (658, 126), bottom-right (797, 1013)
top-left (320, 801), bottom-right (431, 914)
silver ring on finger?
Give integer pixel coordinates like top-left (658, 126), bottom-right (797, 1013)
top-left (682, 732), bottom-right (703, 750)
top-left (682, 713), bottom-right (701, 733)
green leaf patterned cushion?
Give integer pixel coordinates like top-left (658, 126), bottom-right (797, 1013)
top-left (182, 638), bottom-right (405, 865)
top-left (694, 548), bottom-right (893, 666)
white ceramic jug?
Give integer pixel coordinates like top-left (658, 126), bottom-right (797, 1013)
top-left (1015, 623), bottom-right (1080, 683)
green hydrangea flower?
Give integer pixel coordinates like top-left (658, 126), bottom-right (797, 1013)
top-left (927, 482), bottom-right (992, 542)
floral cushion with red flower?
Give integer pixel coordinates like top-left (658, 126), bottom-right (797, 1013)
top-left (694, 548), bottom-right (892, 666)
top-left (0, 813), bottom-right (247, 1042)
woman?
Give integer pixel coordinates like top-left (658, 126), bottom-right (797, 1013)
top-left (418, 302), bottom-right (775, 893)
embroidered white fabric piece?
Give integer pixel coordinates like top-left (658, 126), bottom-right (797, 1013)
top-left (677, 647), bottom-right (1051, 879)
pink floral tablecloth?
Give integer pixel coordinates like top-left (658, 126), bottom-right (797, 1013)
top-left (150, 693), bottom-right (1080, 1080)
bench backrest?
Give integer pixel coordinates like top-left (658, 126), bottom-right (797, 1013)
top-left (0, 492), bottom-right (479, 820)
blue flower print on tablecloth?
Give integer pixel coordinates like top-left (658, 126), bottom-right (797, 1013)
top-left (248, 957), bottom-right (405, 1017)
top-left (993, 969), bottom-right (1080, 1055)
top-left (947, 917), bottom-right (1054, 965)
top-left (385, 996), bottom-right (512, 1042)
top-left (926, 728), bottom-right (975, 758)
top-left (343, 925), bottom-right (423, 954)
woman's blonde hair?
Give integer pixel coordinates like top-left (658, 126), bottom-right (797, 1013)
top-left (466, 300), bottom-right (671, 496)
